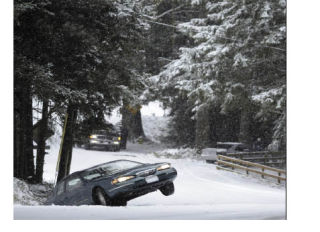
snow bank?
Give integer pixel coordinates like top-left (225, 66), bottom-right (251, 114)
top-left (14, 142), bottom-right (286, 219)
top-left (152, 148), bottom-right (198, 160)
top-left (15, 203), bottom-right (285, 220)
top-left (14, 178), bottom-right (52, 206)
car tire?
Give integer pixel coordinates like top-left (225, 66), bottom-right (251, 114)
top-left (159, 182), bottom-right (175, 196)
top-left (93, 187), bottom-right (110, 206)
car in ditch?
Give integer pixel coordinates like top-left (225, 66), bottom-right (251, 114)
top-left (45, 160), bottom-right (177, 206)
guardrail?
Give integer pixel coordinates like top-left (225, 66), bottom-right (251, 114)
top-left (217, 155), bottom-right (286, 184)
top-left (226, 151), bottom-right (286, 169)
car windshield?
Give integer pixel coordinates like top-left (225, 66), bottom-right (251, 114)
top-left (80, 160), bottom-right (143, 181)
top-left (92, 130), bottom-right (108, 135)
top-left (92, 128), bottom-right (118, 137)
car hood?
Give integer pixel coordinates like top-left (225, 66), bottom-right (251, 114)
top-left (116, 163), bottom-right (167, 177)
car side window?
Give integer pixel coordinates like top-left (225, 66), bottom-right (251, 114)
top-left (56, 181), bottom-right (65, 196)
top-left (66, 177), bottom-right (83, 192)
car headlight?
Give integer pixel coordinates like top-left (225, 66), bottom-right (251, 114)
top-left (157, 163), bottom-right (171, 171)
top-left (112, 176), bottom-right (135, 185)
top-left (89, 135), bottom-right (97, 139)
top-left (113, 141), bottom-right (119, 145)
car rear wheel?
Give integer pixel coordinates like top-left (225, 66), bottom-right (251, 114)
top-left (159, 182), bottom-right (175, 196)
top-left (93, 187), bottom-right (110, 206)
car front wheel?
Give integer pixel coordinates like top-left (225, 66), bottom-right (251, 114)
top-left (159, 182), bottom-right (175, 196)
top-left (93, 187), bottom-right (111, 206)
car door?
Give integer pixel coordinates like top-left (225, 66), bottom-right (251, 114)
top-left (64, 175), bottom-right (88, 205)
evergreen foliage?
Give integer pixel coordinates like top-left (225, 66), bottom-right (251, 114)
top-left (14, 0), bottom-right (149, 182)
top-left (14, 0), bottom-right (287, 183)
top-left (154, 0), bottom-right (286, 150)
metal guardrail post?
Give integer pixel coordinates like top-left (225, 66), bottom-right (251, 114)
top-left (278, 172), bottom-right (281, 184)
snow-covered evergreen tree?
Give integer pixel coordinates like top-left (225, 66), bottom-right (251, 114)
top-left (154, 0), bottom-right (286, 149)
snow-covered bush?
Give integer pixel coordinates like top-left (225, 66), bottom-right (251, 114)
top-left (142, 115), bottom-right (171, 144)
top-left (153, 148), bottom-right (198, 159)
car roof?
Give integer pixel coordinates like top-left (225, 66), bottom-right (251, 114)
top-left (78, 159), bottom-right (143, 173)
top-left (57, 159), bottom-right (143, 183)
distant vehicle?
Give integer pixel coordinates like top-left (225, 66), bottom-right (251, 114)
top-left (45, 160), bottom-right (177, 206)
top-left (84, 129), bottom-right (121, 152)
top-left (201, 148), bottom-right (218, 164)
top-left (201, 142), bottom-right (250, 163)
top-left (216, 142), bottom-right (250, 154)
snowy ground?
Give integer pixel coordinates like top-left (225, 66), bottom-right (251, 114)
top-left (14, 142), bottom-right (286, 219)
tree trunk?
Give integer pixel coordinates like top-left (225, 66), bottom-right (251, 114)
top-left (35, 99), bottom-right (49, 183)
top-left (14, 78), bottom-right (35, 181)
top-left (195, 105), bottom-right (211, 149)
top-left (239, 101), bottom-right (252, 146)
top-left (57, 104), bottom-right (77, 183)
top-left (121, 105), bottom-right (145, 142)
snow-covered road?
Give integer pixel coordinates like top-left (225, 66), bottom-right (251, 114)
top-left (14, 143), bottom-right (286, 219)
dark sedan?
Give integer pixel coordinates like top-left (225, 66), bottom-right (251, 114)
top-left (46, 160), bottom-right (177, 206)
